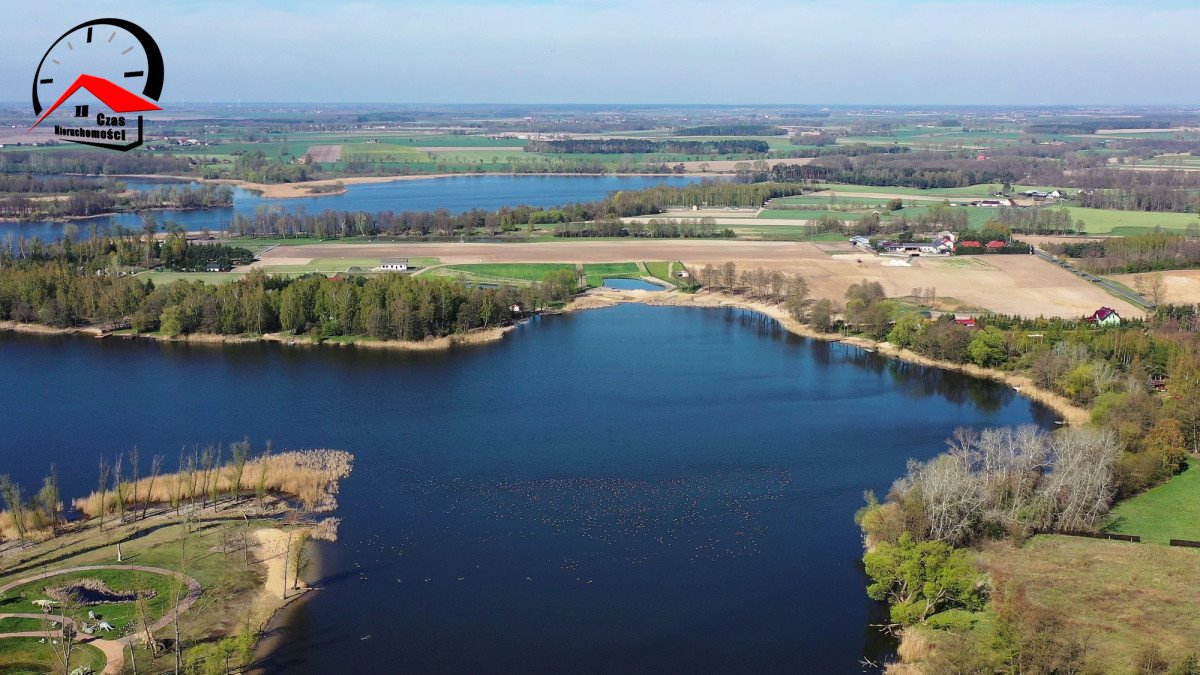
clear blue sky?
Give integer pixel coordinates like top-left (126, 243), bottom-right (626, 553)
top-left (2, 0), bottom-right (1198, 105)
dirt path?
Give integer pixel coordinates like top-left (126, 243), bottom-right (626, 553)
top-left (0, 565), bottom-right (202, 675)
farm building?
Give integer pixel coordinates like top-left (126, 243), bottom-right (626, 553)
top-left (205, 261), bottom-right (224, 272)
top-left (1086, 307), bottom-right (1122, 326)
top-left (954, 317), bottom-right (978, 328)
top-left (849, 236), bottom-right (872, 248)
top-left (380, 257), bottom-right (410, 271)
top-left (882, 240), bottom-right (951, 256)
top-left (986, 240), bottom-right (1007, 250)
top-left (958, 240), bottom-right (982, 249)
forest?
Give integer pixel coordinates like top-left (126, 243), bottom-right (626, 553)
top-left (1046, 232), bottom-right (1200, 274)
top-left (0, 261), bottom-right (538, 341)
top-left (0, 235), bottom-right (557, 341)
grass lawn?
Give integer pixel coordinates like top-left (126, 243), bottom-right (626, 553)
top-left (0, 638), bottom-right (106, 674)
top-left (1106, 466), bottom-right (1200, 544)
top-left (443, 263), bottom-right (574, 283)
top-left (1, 568), bottom-right (180, 634)
top-left (0, 618), bottom-right (47, 632)
top-left (978, 536), bottom-right (1200, 672)
top-left (644, 261), bottom-right (680, 286)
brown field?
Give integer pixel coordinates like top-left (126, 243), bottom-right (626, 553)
top-left (980, 536), bottom-right (1200, 671)
top-left (256, 241), bottom-right (1142, 318)
top-left (810, 189), bottom-right (967, 203)
top-left (304, 144), bottom-right (343, 162)
top-left (0, 127), bottom-right (55, 146)
top-left (1111, 269), bottom-right (1200, 305)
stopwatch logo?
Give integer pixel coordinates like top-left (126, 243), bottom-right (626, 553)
top-left (29, 18), bottom-right (164, 151)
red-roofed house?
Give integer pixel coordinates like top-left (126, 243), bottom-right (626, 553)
top-left (986, 240), bottom-right (1006, 249)
top-left (1086, 307), bottom-right (1121, 326)
top-left (958, 240), bottom-right (982, 248)
top-left (954, 318), bottom-right (977, 328)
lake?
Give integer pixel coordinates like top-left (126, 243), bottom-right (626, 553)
top-left (0, 305), bottom-right (1054, 673)
top-left (1, 174), bottom-right (704, 243)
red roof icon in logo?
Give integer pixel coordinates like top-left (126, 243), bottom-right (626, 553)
top-left (29, 73), bottom-right (161, 131)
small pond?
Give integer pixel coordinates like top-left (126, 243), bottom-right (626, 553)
top-left (602, 277), bottom-right (666, 291)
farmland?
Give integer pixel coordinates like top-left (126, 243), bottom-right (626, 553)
top-left (1063, 206), bottom-right (1200, 235)
top-left (977, 536), bottom-right (1200, 672)
top-left (245, 239), bottom-right (1143, 318)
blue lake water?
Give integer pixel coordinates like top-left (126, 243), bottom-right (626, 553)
top-left (0, 304), bottom-right (1054, 673)
top-left (602, 277), bottom-right (667, 291)
top-left (1, 174), bottom-right (703, 243)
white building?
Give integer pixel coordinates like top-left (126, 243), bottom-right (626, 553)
top-left (380, 257), bottom-right (410, 271)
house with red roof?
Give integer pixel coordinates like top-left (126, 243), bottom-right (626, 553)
top-left (1086, 307), bottom-right (1121, 326)
top-left (985, 240), bottom-right (1006, 249)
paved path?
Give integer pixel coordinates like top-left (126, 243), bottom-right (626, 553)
top-left (0, 565), bottom-right (202, 675)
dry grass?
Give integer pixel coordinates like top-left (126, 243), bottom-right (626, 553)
top-left (71, 449), bottom-right (354, 520)
top-left (0, 511), bottom-right (54, 543)
top-left (978, 535), bottom-right (1200, 672)
top-left (888, 627), bottom-right (932, 673)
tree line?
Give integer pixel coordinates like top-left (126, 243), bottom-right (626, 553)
top-left (675, 124), bottom-right (785, 136)
top-left (1047, 232), bottom-right (1200, 274)
top-left (218, 181), bottom-right (809, 239)
top-left (0, 253), bottom-right (551, 342)
top-left (525, 139), bottom-right (770, 155)
top-left (0, 182), bottom-right (234, 220)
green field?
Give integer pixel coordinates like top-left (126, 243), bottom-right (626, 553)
top-left (1064, 207), bottom-right (1200, 235)
top-left (443, 263), bottom-right (575, 283)
top-left (756, 209), bottom-right (867, 221)
top-left (582, 262), bottom-right (641, 286)
top-left (771, 195), bottom-right (897, 207)
top-left (0, 638), bottom-right (106, 674)
top-left (340, 143), bottom-right (427, 162)
top-left (1107, 466), bottom-right (1200, 544)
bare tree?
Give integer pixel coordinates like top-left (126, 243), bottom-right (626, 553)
top-left (112, 455), bottom-right (126, 523)
top-left (1040, 427), bottom-right (1120, 531)
top-left (97, 455), bottom-right (109, 530)
top-left (912, 453), bottom-right (983, 545)
top-left (141, 455), bottom-right (164, 521)
top-left (1147, 273), bottom-right (1165, 306)
top-left (128, 447), bottom-right (141, 519)
top-left (0, 475), bottom-right (27, 541)
top-left (229, 439), bottom-right (251, 504)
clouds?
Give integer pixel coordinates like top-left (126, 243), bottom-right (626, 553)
top-left (2, 0), bottom-right (1198, 104)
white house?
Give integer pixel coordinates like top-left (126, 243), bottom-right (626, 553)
top-left (380, 258), bottom-right (409, 271)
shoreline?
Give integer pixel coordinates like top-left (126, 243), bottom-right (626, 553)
top-left (0, 320), bottom-right (514, 352)
top-left (1, 293), bottom-right (1088, 424)
top-left (564, 289), bottom-right (1091, 426)
top-left (106, 171), bottom-right (724, 199)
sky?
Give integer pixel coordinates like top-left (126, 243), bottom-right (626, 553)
top-left (2, 0), bottom-right (1199, 106)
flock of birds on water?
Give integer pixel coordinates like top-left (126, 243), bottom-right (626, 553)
top-left (343, 467), bottom-right (795, 591)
